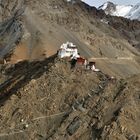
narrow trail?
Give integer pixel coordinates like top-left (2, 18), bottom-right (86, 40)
top-left (90, 57), bottom-right (133, 60)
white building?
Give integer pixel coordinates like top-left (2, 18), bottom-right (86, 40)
top-left (58, 42), bottom-right (78, 58)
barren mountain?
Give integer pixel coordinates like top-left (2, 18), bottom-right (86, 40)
top-left (0, 56), bottom-right (140, 140)
top-left (0, 0), bottom-right (139, 76)
top-left (0, 0), bottom-right (140, 140)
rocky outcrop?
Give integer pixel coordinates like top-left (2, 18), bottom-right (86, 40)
top-left (0, 57), bottom-right (139, 139)
top-left (0, 0), bottom-right (25, 59)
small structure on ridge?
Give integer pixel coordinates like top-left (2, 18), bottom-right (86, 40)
top-left (58, 42), bottom-right (78, 58)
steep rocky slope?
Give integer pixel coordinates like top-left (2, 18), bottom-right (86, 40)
top-left (0, 56), bottom-right (140, 140)
top-left (80, 2), bottom-right (140, 51)
top-left (0, 0), bottom-right (138, 77)
top-left (0, 1), bottom-right (140, 139)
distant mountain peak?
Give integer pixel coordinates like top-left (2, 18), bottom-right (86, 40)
top-left (99, 1), bottom-right (140, 21)
top-left (98, 1), bottom-right (116, 11)
top-left (98, 1), bottom-right (133, 17)
top-left (125, 3), bottom-right (140, 20)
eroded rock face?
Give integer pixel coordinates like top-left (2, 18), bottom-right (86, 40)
top-left (0, 0), bottom-right (25, 59)
top-left (0, 0), bottom-right (25, 21)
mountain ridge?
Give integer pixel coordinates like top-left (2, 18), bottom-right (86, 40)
top-left (98, 1), bottom-right (140, 21)
top-left (0, 0), bottom-right (140, 139)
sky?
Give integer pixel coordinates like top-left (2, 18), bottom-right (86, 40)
top-left (83, 0), bottom-right (139, 7)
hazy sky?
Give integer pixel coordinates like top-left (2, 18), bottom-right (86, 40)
top-left (83, 0), bottom-right (139, 7)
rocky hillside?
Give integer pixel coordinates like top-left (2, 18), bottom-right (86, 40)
top-left (0, 56), bottom-right (140, 140)
top-left (0, 0), bottom-right (140, 139)
top-left (0, 0), bottom-right (139, 77)
top-left (81, 2), bottom-right (140, 51)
